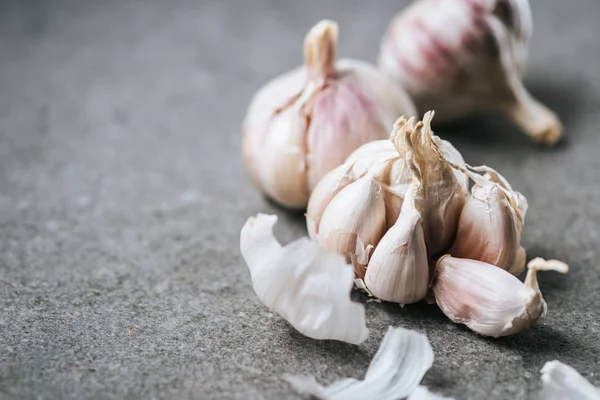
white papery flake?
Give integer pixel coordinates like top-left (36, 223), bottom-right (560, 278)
top-left (541, 360), bottom-right (600, 400)
top-left (240, 213), bottom-right (369, 344)
top-left (285, 326), bottom-right (447, 400)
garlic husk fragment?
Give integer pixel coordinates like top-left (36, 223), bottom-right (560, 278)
top-left (285, 326), bottom-right (439, 400)
top-left (317, 172), bottom-right (387, 279)
top-left (240, 214), bottom-right (369, 344)
top-left (365, 179), bottom-right (429, 304)
top-left (448, 165), bottom-right (526, 273)
top-left (243, 20), bottom-right (416, 209)
top-left (433, 255), bottom-right (569, 337)
top-left (379, 0), bottom-right (562, 145)
top-left (540, 361), bottom-right (600, 400)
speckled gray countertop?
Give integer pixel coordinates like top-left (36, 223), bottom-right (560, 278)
top-left (1, 0), bottom-right (599, 399)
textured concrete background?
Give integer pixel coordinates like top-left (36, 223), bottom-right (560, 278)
top-left (1, 0), bottom-right (599, 399)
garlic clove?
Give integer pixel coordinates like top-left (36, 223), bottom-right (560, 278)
top-left (365, 181), bottom-right (429, 304)
top-left (240, 213), bottom-right (369, 344)
top-left (306, 163), bottom-right (357, 239)
top-left (406, 111), bottom-right (467, 257)
top-left (285, 326), bottom-right (436, 400)
top-left (379, 0), bottom-right (562, 145)
top-left (243, 20), bottom-right (416, 209)
top-left (508, 245), bottom-right (527, 276)
top-left (433, 255), bottom-right (569, 337)
top-left (317, 173), bottom-right (387, 279)
top-left (540, 360), bottom-right (600, 400)
top-left (449, 174), bottom-right (520, 270)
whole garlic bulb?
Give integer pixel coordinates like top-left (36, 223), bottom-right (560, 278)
top-left (243, 20), bottom-right (416, 209)
top-left (379, 0), bottom-right (562, 145)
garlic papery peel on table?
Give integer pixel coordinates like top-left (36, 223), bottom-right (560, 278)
top-left (308, 112), bottom-right (467, 284)
top-left (446, 163), bottom-right (528, 275)
top-left (433, 256), bottom-right (569, 337)
top-left (379, 0), bottom-right (562, 145)
top-left (242, 20), bottom-right (416, 209)
top-left (540, 360), bottom-right (600, 400)
top-left (285, 326), bottom-right (451, 400)
top-left (240, 213), bottom-right (369, 344)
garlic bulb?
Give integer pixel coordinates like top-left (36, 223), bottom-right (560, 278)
top-left (308, 112), bottom-right (467, 282)
top-left (240, 214), bottom-right (369, 344)
top-left (433, 255), bottom-right (569, 337)
top-left (448, 165), bottom-right (527, 274)
top-left (243, 20), bottom-right (416, 209)
top-left (379, 0), bottom-right (562, 145)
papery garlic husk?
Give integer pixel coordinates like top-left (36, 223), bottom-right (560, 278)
top-left (285, 326), bottom-right (437, 400)
top-left (365, 177), bottom-right (429, 304)
top-left (379, 0), bottom-right (562, 145)
top-left (448, 165), bottom-right (526, 274)
top-left (433, 255), bottom-right (569, 337)
top-left (240, 213), bottom-right (369, 344)
top-left (243, 20), bottom-right (417, 209)
top-left (317, 170), bottom-right (387, 279)
top-left (398, 112), bottom-right (467, 256)
top-left (540, 360), bottom-right (600, 400)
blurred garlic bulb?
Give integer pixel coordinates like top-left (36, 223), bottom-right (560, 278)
top-left (365, 176), bottom-right (429, 304)
top-left (243, 20), bottom-right (416, 209)
top-left (433, 255), bottom-right (569, 337)
top-left (448, 164), bottom-right (527, 275)
top-left (308, 112), bottom-right (467, 279)
top-left (379, 0), bottom-right (562, 145)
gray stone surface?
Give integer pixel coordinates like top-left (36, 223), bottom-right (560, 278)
top-left (1, 0), bottom-right (599, 399)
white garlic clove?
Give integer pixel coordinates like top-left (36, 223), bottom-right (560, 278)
top-left (379, 0), bottom-right (562, 145)
top-left (540, 360), bottom-right (600, 400)
top-left (285, 326), bottom-right (436, 400)
top-left (404, 111), bottom-right (467, 257)
top-left (365, 181), bottom-right (429, 304)
top-left (449, 171), bottom-right (521, 270)
top-left (243, 20), bottom-right (416, 209)
top-left (433, 255), bottom-right (569, 337)
top-left (508, 245), bottom-right (527, 276)
top-left (240, 214), bottom-right (369, 344)
top-left (317, 173), bottom-right (387, 279)
top-left (306, 163), bottom-right (357, 239)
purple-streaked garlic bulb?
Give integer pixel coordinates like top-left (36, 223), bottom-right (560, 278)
top-left (242, 20), bottom-right (416, 209)
top-left (379, 0), bottom-right (562, 145)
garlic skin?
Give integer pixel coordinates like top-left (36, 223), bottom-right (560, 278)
top-left (433, 255), bottom-right (569, 337)
top-left (243, 20), bottom-right (416, 209)
top-left (317, 172), bottom-right (387, 279)
top-left (240, 214), bottom-right (369, 344)
top-left (365, 179), bottom-right (429, 304)
top-left (379, 0), bottom-right (562, 145)
top-left (285, 326), bottom-right (437, 400)
top-left (541, 361), bottom-right (600, 400)
top-left (449, 166), bottom-right (526, 273)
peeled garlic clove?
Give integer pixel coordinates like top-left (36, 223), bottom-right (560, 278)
top-left (240, 214), bottom-right (369, 344)
top-left (365, 181), bottom-right (429, 304)
top-left (379, 0), bottom-right (562, 145)
top-left (243, 20), bottom-right (416, 209)
top-left (317, 173), bottom-right (387, 279)
top-left (433, 255), bottom-right (569, 337)
top-left (286, 327), bottom-right (436, 400)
